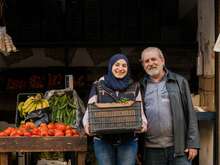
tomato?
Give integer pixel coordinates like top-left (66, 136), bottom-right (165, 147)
top-left (10, 130), bottom-right (18, 136)
top-left (31, 128), bottom-right (40, 135)
top-left (47, 123), bottom-right (55, 129)
top-left (72, 129), bottom-right (79, 134)
top-left (16, 129), bottom-right (24, 136)
top-left (25, 122), bottom-right (36, 129)
top-left (65, 129), bottom-right (73, 136)
top-left (3, 127), bottom-right (14, 136)
top-left (39, 123), bottom-right (47, 128)
top-left (65, 133), bottom-right (73, 137)
top-left (55, 123), bottom-right (66, 131)
top-left (0, 132), bottom-right (7, 136)
top-left (23, 131), bottom-right (32, 137)
top-left (54, 130), bottom-right (64, 136)
top-left (39, 126), bottom-right (48, 132)
top-left (66, 125), bottom-right (72, 130)
top-left (40, 130), bottom-right (48, 136)
top-left (48, 129), bottom-right (55, 136)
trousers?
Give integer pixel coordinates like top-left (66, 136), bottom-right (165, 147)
top-left (143, 147), bottom-right (192, 165)
top-left (93, 136), bottom-right (138, 165)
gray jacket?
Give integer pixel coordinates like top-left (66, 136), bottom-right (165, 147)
top-left (140, 70), bottom-right (200, 156)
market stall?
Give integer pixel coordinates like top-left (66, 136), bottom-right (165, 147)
top-left (0, 136), bottom-right (87, 165)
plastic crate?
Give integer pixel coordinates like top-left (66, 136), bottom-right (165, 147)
top-left (15, 93), bottom-right (38, 127)
top-left (88, 101), bottom-right (142, 134)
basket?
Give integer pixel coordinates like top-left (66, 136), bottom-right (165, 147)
top-left (15, 93), bottom-right (38, 127)
top-left (88, 101), bottom-right (142, 134)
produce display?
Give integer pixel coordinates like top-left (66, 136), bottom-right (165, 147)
top-left (0, 122), bottom-right (80, 137)
top-left (17, 93), bottom-right (49, 117)
top-left (48, 93), bottom-right (77, 126)
top-left (12, 90), bottom-right (84, 162)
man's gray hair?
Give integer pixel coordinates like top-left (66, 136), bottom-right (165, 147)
top-left (141, 47), bottom-right (164, 61)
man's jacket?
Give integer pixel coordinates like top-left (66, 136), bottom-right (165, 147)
top-left (140, 70), bottom-right (200, 156)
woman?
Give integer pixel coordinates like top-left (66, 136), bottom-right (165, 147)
top-left (83, 53), bottom-right (147, 165)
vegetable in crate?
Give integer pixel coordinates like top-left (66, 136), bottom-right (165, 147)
top-left (45, 89), bottom-right (85, 130)
top-left (49, 94), bottom-right (77, 126)
top-left (17, 93), bottom-right (49, 117)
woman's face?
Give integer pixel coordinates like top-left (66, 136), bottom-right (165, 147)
top-left (112, 59), bottom-right (128, 79)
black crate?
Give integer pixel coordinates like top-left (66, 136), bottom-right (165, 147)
top-left (88, 101), bottom-right (142, 134)
top-left (15, 93), bottom-right (38, 127)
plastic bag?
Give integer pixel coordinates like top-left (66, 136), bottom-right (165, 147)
top-left (24, 109), bottom-right (49, 127)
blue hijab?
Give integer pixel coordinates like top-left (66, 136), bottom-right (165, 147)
top-left (104, 53), bottom-right (131, 90)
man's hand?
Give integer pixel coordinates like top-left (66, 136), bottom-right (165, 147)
top-left (184, 148), bottom-right (198, 160)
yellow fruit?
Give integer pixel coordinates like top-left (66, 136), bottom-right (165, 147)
top-left (23, 102), bottom-right (36, 114)
top-left (17, 102), bottom-right (24, 112)
top-left (22, 96), bottom-right (35, 110)
top-left (41, 99), bottom-right (49, 108)
top-left (35, 101), bottom-right (43, 110)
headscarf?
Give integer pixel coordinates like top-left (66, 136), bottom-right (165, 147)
top-left (104, 53), bottom-right (131, 90)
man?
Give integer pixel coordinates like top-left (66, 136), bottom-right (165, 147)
top-left (140, 47), bottom-right (200, 165)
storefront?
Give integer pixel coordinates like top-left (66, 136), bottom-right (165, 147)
top-left (0, 0), bottom-right (219, 165)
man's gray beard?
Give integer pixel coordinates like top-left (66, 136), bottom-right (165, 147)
top-left (146, 65), bottom-right (163, 76)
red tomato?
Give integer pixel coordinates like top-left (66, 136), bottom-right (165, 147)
top-left (55, 123), bottom-right (66, 131)
top-left (0, 132), bottom-right (7, 136)
top-left (40, 130), bottom-right (48, 136)
top-left (16, 129), bottom-right (24, 136)
top-left (65, 129), bottom-right (73, 136)
top-left (31, 128), bottom-right (40, 135)
top-left (39, 123), bottom-right (47, 128)
top-left (39, 126), bottom-right (48, 132)
top-left (3, 127), bottom-right (14, 136)
top-left (47, 123), bottom-right (55, 129)
top-left (25, 122), bottom-right (36, 129)
top-left (10, 130), bottom-right (18, 136)
top-left (54, 130), bottom-right (64, 136)
top-left (65, 133), bottom-right (73, 137)
top-left (23, 131), bottom-right (32, 137)
top-left (66, 125), bottom-right (72, 130)
top-left (48, 129), bottom-right (55, 136)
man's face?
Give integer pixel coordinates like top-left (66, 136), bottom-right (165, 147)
top-left (142, 51), bottom-right (165, 77)
top-left (112, 59), bottom-right (128, 79)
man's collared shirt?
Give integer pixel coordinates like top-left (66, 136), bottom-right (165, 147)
top-left (144, 75), bottom-right (174, 148)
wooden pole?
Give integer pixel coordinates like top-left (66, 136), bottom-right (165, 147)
top-left (198, 1), bottom-right (215, 164)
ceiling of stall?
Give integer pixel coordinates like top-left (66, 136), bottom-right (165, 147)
top-left (3, 0), bottom-right (197, 47)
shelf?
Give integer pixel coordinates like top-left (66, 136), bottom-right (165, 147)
top-left (196, 112), bottom-right (216, 121)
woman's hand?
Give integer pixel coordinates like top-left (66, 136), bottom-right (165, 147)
top-left (84, 124), bottom-right (91, 136)
top-left (135, 123), bottom-right (147, 133)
